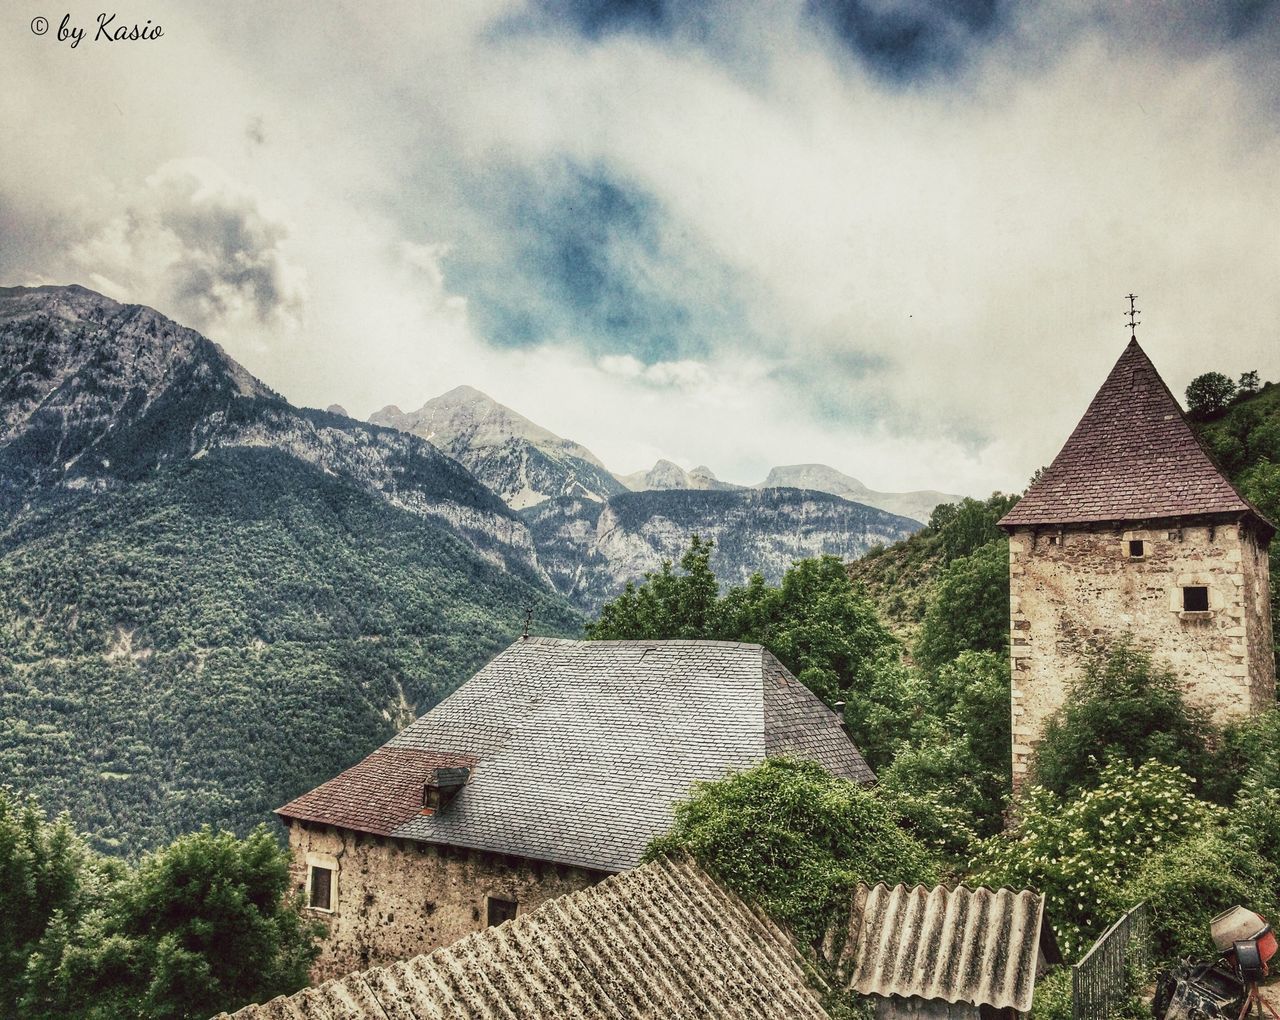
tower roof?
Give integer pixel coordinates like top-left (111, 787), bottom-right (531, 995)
top-left (1000, 339), bottom-right (1269, 532)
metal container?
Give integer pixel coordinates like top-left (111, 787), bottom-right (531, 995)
top-left (1210, 907), bottom-right (1268, 953)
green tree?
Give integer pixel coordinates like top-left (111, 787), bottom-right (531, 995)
top-left (914, 540), bottom-right (1008, 674)
top-left (4, 797), bottom-right (320, 1020)
top-left (971, 759), bottom-right (1221, 960)
top-left (1185, 372), bottom-right (1237, 420)
top-left (586, 535), bottom-right (720, 641)
top-left (926, 495), bottom-right (1019, 564)
top-left (1238, 369), bottom-right (1261, 397)
top-left (1030, 641), bottom-right (1216, 798)
top-left (647, 758), bottom-right (937, 946)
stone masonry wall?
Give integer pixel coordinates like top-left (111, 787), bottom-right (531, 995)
top-left (1008, 520), bottom-right (1274, 785)
top-left (288, 821), bottom-right (609, 981)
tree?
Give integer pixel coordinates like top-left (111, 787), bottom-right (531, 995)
top-left (1185, 372), bottom-right (1237, 420)
top-left (586, 535), bottom-right (720, 641)
top-left (926, 495), bottom-right (1019, 565)
top-left (647, 758), bottom-right (937, 946)
top-left (971, 759), bottom-right (1221, 960)
top-left (913, 540), bottom-right (1008, 674)
top-left (1031, 640), bottom-right (1216, 798)
top-left (2, 797), bottom-right (321, 1020)
top-left (1237, 369), bottom-right (1261, 397)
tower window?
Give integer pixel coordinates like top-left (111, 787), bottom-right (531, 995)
top-left (308, 865), bottom-right (333, 911)
top-left (1128, 540), bottom-right (1145, 558)
top-left (1182, 586), bottom-right (1209, 612)
top-left (486, 896), bottom-right (518, 927)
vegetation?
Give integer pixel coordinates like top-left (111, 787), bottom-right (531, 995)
top-left (847, 494), bottom-right (1017, 640)
top-left (1185, 372), bottom-right (1239, 420)
top-left (646, 758), bottom-right (937, 947)
top-left (0, 447), bottom-right (580, 853)
top-left (1031, 640), bottom-right (1216, 798)
top-left (1, 789), bottom-right (319, 1019)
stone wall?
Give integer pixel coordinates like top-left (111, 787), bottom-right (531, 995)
top-left (287, 820), bottom-right (609, 981)
top-left (1007, 518), bottom-right (1275, 785)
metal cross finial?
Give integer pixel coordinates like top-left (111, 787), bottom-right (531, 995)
top-left (522, 605), bottom-right (533, 640)
top-left (1124, 293), bottom-right (1141, 339)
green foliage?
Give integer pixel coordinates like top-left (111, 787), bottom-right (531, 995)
top-left (1125, 831), bottom-right (1278, 963)
top-left (1031, 641), bottom-right (1215, 798)
top-left (971, 759), bottom-right (1221, 960)
top-left (647, 758), bottom-right (938, 947)
top-left (878, 651), bottom-right (1011, 859)
top-left (1185, 372), bottom-right (1237, 420)
top-left (849, 493), bottom-right (1016, 641)
top-left (0, 448), bottom-right (581, 853)
top-left (586, 535), bottom-right (721, 640)
top-left (1030, 966), bottom-right (1073, 1020)
top-left (913, 540), bottom-right (1009, 674)
top-left (2, 794), bottom-right (318, 1019)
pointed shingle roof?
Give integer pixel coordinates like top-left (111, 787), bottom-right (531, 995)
top-left (1000, 339), bottom-right (1269, 531)
top-left (215, 857), bottom-right (833, 1020)
top-left (278, 638), bottom-right (873, 873)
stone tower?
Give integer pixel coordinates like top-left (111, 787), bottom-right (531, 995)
top-left (998, 339), bottom-right (1275, 787)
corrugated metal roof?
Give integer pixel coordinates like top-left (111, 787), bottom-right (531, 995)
top-left (278, 637), bottom-right (873, 872)
top-left (841, 883), bottom-right (1050, 1013)
top-left (213, 856), bottom-right (833, 1020)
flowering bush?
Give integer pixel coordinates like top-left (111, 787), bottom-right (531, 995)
top-left (970, 759), bottom-right (1221, 960)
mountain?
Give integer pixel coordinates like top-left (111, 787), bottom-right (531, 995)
top-left (522, 487), bottom-right (923, 612)
top-left (754, 464), bottom-right (961, 524)
top-left (616, 459), bottom-right (742, 492)
top-left (0, 285), bottom-right (581, 852)
top-left (370, 386), bottom-right (627, 510)
top-left (0, 285), bottom-right (545, 580)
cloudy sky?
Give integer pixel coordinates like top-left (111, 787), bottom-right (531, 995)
top-left (4, 1), bottom-right (1278, 494)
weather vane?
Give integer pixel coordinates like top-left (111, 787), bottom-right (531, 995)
top-left (1125, 293), bottom-right (1140, 340)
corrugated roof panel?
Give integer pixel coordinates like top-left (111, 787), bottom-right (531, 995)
top-left (214, 856), bottom-right (832, 1020)
top-left (845, 884), bottom-right (1047, 1013)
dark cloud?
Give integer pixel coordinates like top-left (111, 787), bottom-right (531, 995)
top-left (443, 162), bottom-right (747, 365)
top-left (805, 0), bottom-right (1005, 80)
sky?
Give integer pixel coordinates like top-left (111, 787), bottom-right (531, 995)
top-left (3, 0), bottom-right (1279, 495)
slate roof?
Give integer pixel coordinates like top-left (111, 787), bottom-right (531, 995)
top-left (213, 856), bottom-right (832, 1020)
top-left (277, 638), bottom-right (873, 872)
top-left (838, 883), bottom-right (1056, 1013)
top-left (999, 339), bottom-right (1269, 532)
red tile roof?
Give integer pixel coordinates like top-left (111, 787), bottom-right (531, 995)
top-left (1000, 339), bottom-right (1269, 532)
top-left (277, 747), bottom-right (478, 837)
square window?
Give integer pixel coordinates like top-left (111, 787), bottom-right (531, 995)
top-left (1128, 540), bottom-right (1145, 558)
top-left (486, 896), bottom-right (517, 927)
top-left (309, 865), bottom-right (333, 911)
top-left (1182, 586), bottom-right (1209, 612)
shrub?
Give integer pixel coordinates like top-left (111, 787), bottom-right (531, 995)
top-left (647, 758), bottom-right (938, 946)
top-left (1030, 966), bottom-right (1073, 1020)
top-left (1031, 641), bottom-right (1216, 798)
top-left (1125, 831), bottom-right (1278, 963)
top-left (971, 759), bottom-right (1221, 960)
top-left (914, 540), bottom-right (1008, 674)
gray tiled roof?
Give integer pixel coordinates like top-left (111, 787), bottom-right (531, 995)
top-left (279, 638), bottom-right (873, 872)
top-left (215, 856), bottom-right (833, 1020)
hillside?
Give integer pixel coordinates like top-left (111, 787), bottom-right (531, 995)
top-left (523, 487), bottom-right (922, 612)
top-left (0, 286), bottom-right (581, 853)
top-left (370, 386), bottom-right (626, 509)
top-left (617, 459), bottom-right (741, 492)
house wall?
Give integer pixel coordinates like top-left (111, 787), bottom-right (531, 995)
top-left (1007, 519), bottom-right (1275, 786)
top-left (287, 820), bottom-right (610, 981)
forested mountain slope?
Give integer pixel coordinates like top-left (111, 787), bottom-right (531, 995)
top-left (0, 286), bottom-right (580, 853)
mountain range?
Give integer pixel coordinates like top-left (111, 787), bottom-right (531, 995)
top-left (367, 390), bottom-right (962, 523)
top-left (0, 283), bottom-right (944, 849)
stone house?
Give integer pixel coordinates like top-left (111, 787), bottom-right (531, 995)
top-left (215, 855), bottom-right (832, 1020)
top-left (836, 882), bottom-right (1058, 1020)
top-left (999, 338), bottom-right (1275, 785)
top-left (277, 637), bottom-right (873, 979)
